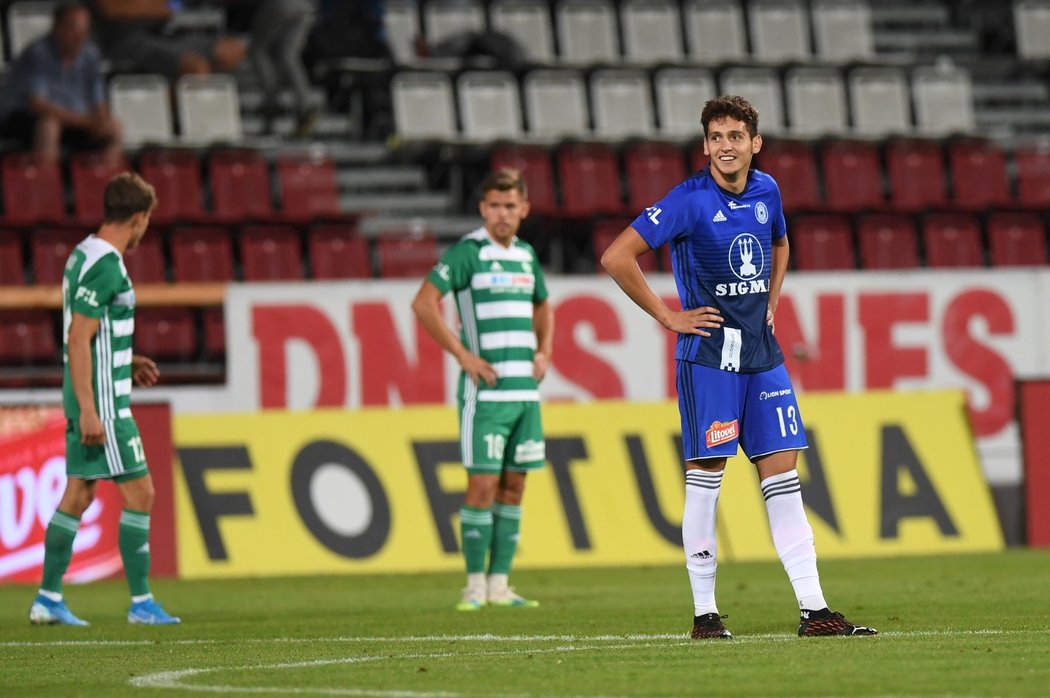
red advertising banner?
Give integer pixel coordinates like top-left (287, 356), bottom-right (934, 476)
top-left (1019, 379), bottom-right (1050, 547)
top-left (0, 415), bottom-right (124, 584)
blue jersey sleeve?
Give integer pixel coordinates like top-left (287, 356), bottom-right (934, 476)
top-left (769, 180), bottom-right (787, 241)
top-left (629, 182), bottom-right (698, 250)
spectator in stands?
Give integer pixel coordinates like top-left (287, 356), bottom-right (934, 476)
top-left (0, 2), bottom-right (122, 164)
top-left (88, 0), bottom-right (246, 78)
top-left (225, 0), bottom-right (320, 137)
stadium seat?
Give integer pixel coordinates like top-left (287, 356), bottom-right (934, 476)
top-left (811, 0), bottom-right (874, 61)
top-left (821, 140), bottom-right (884, 212)
top-left (624, 142), bottom-right (687, 213)
top-left (1015, 142), bottom-right (1050, 208)
top-left (986, 212), bottom-right (1048, 267)
top-left (108, 74), bottom-right (174, 146)
top-left (654, 67), bottom-right (716, 139)
top-left (720, 67), bottom-right (785, 135)
top-left (135, 307), bottom-right (198, 361)
top-left (201, 306), bottom-right (226, 358)
top-left (791, 214), bottom-right (856, 271)
top-left (308, 225), bottom-right (372, 279)
top-left (275, 154), bottom-right (340, 221)
top-left (383, 0), bottom-right (422, 64)
top-left (621, 0), bottom-right (684, 64)
top-left (123, 234), bottom-right (168, 284)
top-left (748, 0), bottom-right (811, 63)
top-left (1014, 0), bottom-right (1050, 59)
top-left (683, 0), bottom-right (746, 63)
top-left (948, 139), bottom-right (1011, 211)
top-left (376, 232), bottom-right (439, 278)
top-left (457, 71), bottom-right (524, 141)
top-left (391, 71), bottom-right (457, 140)
top-left (490, 0), bottom-right (556, 63)
top-left (523, 69), bottom-right (589, 139)
top-left (239, 225), bottom-right (304, 281)
top-left (848, 67), bottom-right (911, 137)
top-left (590, 69), bottom-right (655, 139)
top-left (70, 153), bottom-right (130, 224)
top-left (32, 228), bottom-right (85, 285)
top-left (784, 66), bottom-right (848, 137)
top-left (557, 143), bottom-right (624, 217)
top-left (1, 153), bottom-right (65, 225)
top-left (490, 144), bottom-right (558, 217)
top-left (208, 149), bottom-right (275, 221)
top-left (0, 309), bottom-right (57, 365)
top-left (175, 74), bottom-right (242, 144)
top-left (592, 218), bottom-right (657, 272)
top-left (423, 0), bottom-right (484, 46)
top-left (912, 64), bottom-right (976, 136)
top-left (138, 149), bottom-right (205, 224)
top-left (170, 226), bottom-right (235, 282)
top-left (885, 139), bottom-right (948, 212)
top-left (555, 0), bottom-right (620, 65)
top-left (922, 213), bottom-right (984, 268)
top-left (857, 214), bottom-right (920, 269)
top-left (0, 231), bottom-right (24, 285)
top-left (7, 2), bottom-right (53, 58)
top-left (755, 140), bottom-right (821, 212)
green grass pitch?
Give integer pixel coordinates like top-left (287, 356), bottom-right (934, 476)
top-left (2, 550), bottom-right (1049, 697)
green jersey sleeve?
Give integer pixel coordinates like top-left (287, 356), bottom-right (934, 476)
top-left (530, 247), bottom-right (549, 304)
top-left (71, 255), bottom-right (120, 318)
top-left (426, 242), bottom-right (474, 294)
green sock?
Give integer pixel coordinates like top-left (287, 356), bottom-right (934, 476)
top-left (119, 509), bottom-right (151, 598)
top-left (488, 502), bottom-right (522, 575)
top-left (459, 506), bottom-right (493, 574)
top-left (40, 511), bottom-right (80, 595)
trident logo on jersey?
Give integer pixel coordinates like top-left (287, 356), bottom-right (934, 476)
top-left (716, 233), bottom-right (769, 297)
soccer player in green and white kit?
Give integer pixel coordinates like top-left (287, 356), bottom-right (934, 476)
top-left (412, 169), bottom-right (554, 611)
top-left (29, 172), bottom-right (180, 626)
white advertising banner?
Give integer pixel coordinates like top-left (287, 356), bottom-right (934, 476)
top-left (210, 270), bottom-right (1049, 485)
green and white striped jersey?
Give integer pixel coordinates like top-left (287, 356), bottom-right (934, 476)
top-left (427, 227), bottom-right (549, 403)
top-left (62, 235), bottom-right (136, 422)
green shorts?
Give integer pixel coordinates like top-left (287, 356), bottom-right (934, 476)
top-left (66, 418), bottom-right (148, 482)
top-left (459, 399), bottom-right (546, 475)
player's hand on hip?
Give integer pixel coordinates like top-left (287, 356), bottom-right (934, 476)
top-left (668, 306), bottom-right (723, 337)
top-left (461, 354), bottom-right (498, 387)
top-left (80, 411), bottom-right (105, 446)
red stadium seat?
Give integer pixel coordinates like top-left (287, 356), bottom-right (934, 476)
top-left (208, 149), bottom-right (274, 221)
top-left (820, 140), bottom-right (883, 212)
top-left (70, 153), bottom-right (130, 223)
top-left (169, 226), bottom-right (235, 282)
top-left (791, 214), bottom-right (855, 271)
top-left (123, 234), bottom-right (168, 284)
top-left (1, 153), bottom-right (65, 224)
top-left (276, 154), bottom-right (340, 220)
top-left (308, 225), bottom-right (372, 279)
top-left (490, 144), bottom-right (558, 217)
top-left (948, 139), bottom-right (1011, 211)
top-left (201, 306), bottom-right (226, 358)
top-left (624, 142), bottom-right (687, 214)
top-left (0, 230), bottom-right (24, 285)
top-left (32, 228), bottom-right (87, 285)
top-left (592, 218), bottom-right (657, 272)
top-left (756, 140), bottom-right (821, 212)
top-left (857, 214), bottom-right (919, 269)
top-left (239, 225), bottom-right (304, 281)
top-left (376, 232), bottom-right (439, 278)
top-left (986, 213), bottom-right (1048, 267)
top-left (557, 143), bottom-right (623, 217)
top-left (922, 213), bottom-right (984, 268)
top-left (0, 310), bottom-right (57, 364)
top-left (1015, 144), bottom-right (1050, 208)
top-left (885, 139), bottom-right (947, 212)
top-left (139, 149), bottom-right (205, 224)
top-left (135, 307), bottom-right (198, 361)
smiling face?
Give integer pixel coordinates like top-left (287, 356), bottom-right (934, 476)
top-left (702, 117), bottom-right (762, 193)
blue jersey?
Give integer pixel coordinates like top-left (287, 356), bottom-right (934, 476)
top-left (631, 166), bottom-right (787, 373)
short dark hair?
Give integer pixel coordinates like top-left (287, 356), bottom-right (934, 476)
top-left (53, 1), bottom-right (86, 25)
top-left (103, 173), bottom-right (157, 223)
top-left (480, 168), bottom-right (528, 199)
top-left (701, 95), bottom-right (760, 138)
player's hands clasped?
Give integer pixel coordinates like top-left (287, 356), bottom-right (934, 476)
top-left (665, 306), bottom-right (724, 337)
top-left (460, 353), bottom-right (498, 387)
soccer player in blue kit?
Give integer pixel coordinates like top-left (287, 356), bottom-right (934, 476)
top-left (602, 95), bottom-right (877, 639)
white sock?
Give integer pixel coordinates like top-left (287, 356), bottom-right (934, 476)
top-left (487, 573), bottom-right (508, 593)
top-left (467, 572), bottom-right (486, 590)
top-left (761, 469), bottom-right (827, 611)
top-left (683, 468), bottom-right (723, 616)
top-left (37, 589), bottom-right (62, 603)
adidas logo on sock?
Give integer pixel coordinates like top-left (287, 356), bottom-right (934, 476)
top-left (690, 550), bottom-right (713, 559)
top-left (464, 530), bottom-right (483, 539)
top-left (137, 542), bottom-right (150, 554)
top-left (712, 210), bottom-right (727, 222)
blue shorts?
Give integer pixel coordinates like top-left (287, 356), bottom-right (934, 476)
top-left (677, 361), bottom-right (808, 462)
